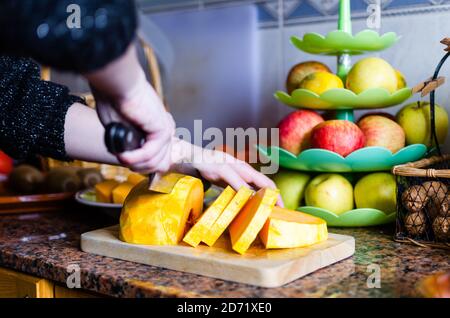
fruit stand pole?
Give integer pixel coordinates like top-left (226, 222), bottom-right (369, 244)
top-left (336, 0), bottom-right (354, 122)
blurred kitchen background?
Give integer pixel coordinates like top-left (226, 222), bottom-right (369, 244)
top-left (51, 0), bottom-right (450, 152)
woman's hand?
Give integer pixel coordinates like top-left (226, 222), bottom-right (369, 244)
top-left (114, 78), bottom-right (175, 174)
top-left (171, 139), bottom-right (284, 206)
top-left (85, 45), bottom-right (175, 174)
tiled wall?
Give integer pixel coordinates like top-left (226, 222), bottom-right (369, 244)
top-left (140, 0), bottom-right (450, 26)
top-left (256, 0), bottom-right (450, 26)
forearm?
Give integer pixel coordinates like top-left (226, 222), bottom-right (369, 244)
top-left (64, 103), bottom-right (118, 165)
top-left (84, 45), bottom-right (146, 101)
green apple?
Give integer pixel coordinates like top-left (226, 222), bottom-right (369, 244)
top-left (396, 101), bottom-right (448, 147)
top-left (346, 57), bottom-right (397, 94)
top-left (305, 174), bottom-right (354, 215)
top-left (354, 173), bottom-right (396, 212)
top-left (272, 170), bottom-right (310, 210)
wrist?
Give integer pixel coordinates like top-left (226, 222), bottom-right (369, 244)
top-left (170, 138), bottom-right (203, 163)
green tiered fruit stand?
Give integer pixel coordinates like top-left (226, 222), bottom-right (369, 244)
top-left (258, 0), bottom-right (427, 227)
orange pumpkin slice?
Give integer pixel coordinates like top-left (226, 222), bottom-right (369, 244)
top-left (229, 188), bottom-right (279, 254)
top-left (126, 173), bottom-right (146, 186)
top-left (259, 207), bottom-right (328, 249)
top-left (202, 186), bottom-right (254, 247)
top-left (183, 186), bottom-right (236, 247)
top-left (112, 182), bottom-right (134, 204)
top-left (95, 180), bottom-right (119, 203)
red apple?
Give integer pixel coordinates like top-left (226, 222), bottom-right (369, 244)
top-left (278, 110), bottom-right (324, 155)
top-left (359, 112), bottom-right (396, 122)
top-left (0, 150), bottom-right (13, 175)
top-left (357, 115), bottom-right (405, 153)
top-left (311, 120), bottom-right (365, 157)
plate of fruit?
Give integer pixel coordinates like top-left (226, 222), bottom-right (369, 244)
top-left (273, 170), bottom-right (397, 227)
top-left (75, 173), bottom-right (147, 219)
top-left (277, 58), bottom-right (412, 109)
top-left (257, 100), bottom-right (450, 172)
top-left (0, 163), bottom-right (103, 214)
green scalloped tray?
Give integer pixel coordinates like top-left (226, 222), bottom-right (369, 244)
top-left (257, 144), bottom-right (427, 172)
top-left (291, 30), bottom-right (399, 55)
top-left (275, 87), bottom-right (412, 110)
top-left (298, 206), bottom-right (395, 227)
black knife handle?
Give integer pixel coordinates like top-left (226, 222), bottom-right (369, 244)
top-left (104, 122), bottom-right (146, 154)
top-left (104, 123), bottom-right (211, 192)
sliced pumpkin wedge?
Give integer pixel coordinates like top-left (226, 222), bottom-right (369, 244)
top-left (126, 173), bottom-right (146, 186)
top-left (183, 186), bottom-right (236, 247)
top-left (229, 188), bottom-right (279, 254)
top-left (259, 207), bottom-right (328, 249)
top-left (202, 186), bottom-right (254, 247)
top-left (95, 180), bottom-right (119, 203)
top-left (112, 182), bottom-right (134, 204)
top-left (119, 175), bottom-right (203, 245)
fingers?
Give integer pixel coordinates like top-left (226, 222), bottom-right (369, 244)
top-left (232, 161), bottom-right (284, 207)
top-left (125, 142), bottom-right (171, 174)
top-left (220, 166), bottom-right (251, 191)
top-left (276, 195), bottom-right (285, 208)
top-left (118, 130), bottom-right (171, 165)
top-left (234, 161), bottom-right (276, 189)
top-left (129, 148), bottom-right (170, 174)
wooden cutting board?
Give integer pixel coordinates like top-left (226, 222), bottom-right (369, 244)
top-left (81, 225), bottom-right (355, 288)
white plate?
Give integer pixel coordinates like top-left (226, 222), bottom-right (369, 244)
top-left (75, 189), bottom-right (122, 208)
top-left (75, 189), bottom-right (122, 219)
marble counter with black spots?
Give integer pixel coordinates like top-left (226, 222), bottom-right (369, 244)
top-left (0, 207), bottom-right (448, 297)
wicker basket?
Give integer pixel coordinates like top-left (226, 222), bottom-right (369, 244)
top-left (40, 38), bottom-right (164, 181)
top-left (393, 155), bottom-right (450, 249)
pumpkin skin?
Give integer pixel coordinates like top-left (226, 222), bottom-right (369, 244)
top-left (119, 175), bottom-right (204, 245)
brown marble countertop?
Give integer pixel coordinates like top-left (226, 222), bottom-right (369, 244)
top-left (0, 206), bottom-right (448, 298)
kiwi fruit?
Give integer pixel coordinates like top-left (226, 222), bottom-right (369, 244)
top-left (402, 185), bottom-right (429, 213)
top-left (77, 168), bottom-right (104, 188)
top-left (429, 196), bottom-right (449, 218)
top-left (8, 165), bottom-right (45, 194)
top-left (432, 216), bottom-right (450, 241)
top-left (440, 197), bottom-right (449, 217)
top-left (422, 181), bottom-right (447, 203)
top-left (404, 211), bottom-right (427, 236)
top-left (45, 167), bottom-right (81, 193)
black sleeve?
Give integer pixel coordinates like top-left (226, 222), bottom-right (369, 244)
top-left (0, 0), bottom-right (137, 73)
top-left (0, 56), bottom-right (85, 160)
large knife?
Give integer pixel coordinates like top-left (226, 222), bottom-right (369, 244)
top-left (95, 102), bottom-right (210, 194)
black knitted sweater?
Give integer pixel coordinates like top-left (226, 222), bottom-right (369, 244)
top-left (0, 0), bottom-right (137, 160)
